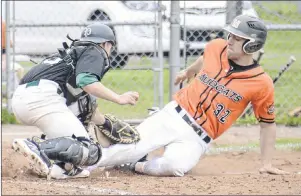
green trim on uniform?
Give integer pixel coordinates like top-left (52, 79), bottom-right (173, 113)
top-left (26, 80), bottom-right (40, 88)
top-left (76, 72), bottom-right (99, 88)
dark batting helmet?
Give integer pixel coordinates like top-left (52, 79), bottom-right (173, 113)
top-left (80, 23), bottom-right (116, 46)
top-left (223, 14), bottom-right (267, 54)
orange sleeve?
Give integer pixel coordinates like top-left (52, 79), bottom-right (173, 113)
top-left (251, 77), bottom-right (275, 123)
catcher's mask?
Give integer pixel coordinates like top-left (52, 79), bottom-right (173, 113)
top-left (223, 14), bottom-right (267, 54)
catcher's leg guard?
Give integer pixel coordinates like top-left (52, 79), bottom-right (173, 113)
top-left (37, 136), bottom-right (102, 167)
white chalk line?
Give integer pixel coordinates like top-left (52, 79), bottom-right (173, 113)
top-left (2, 179), bottom-right (137, 195)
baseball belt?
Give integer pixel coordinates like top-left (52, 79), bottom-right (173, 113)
top-left (175, 104), bottom-right (211, 144)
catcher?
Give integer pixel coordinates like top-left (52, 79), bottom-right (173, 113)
top-left (13, 15), bottom-right (289, 178)
top-left (11, 23), bottom-right (139, 179)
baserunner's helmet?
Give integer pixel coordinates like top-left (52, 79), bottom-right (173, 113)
top-left (80, 23), bottom-right (115, 46)
top-left (223, 14), bottom-right (267, 54)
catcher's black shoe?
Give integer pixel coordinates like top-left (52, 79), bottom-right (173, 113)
top-left (114, 155), bottom-right (148, 172)
top-left (116, 163), bottom-right (136, 172)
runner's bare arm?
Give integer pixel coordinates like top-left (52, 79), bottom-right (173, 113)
top-left (259, 122), bottom-right (289, 175)
top-left (174, 56), bottom-right (204, 85)
top-left (82, 82), bottom-right (139, 105)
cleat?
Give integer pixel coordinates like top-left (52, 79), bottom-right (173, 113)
top-left (12, 138), bottom-right (52, 177)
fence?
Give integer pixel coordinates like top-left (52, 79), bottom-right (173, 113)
top-left (2, 1), bottom-right (164, 121)
top-left (2, 1), bottom-right (301, 124)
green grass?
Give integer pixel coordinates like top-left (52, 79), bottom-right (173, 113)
top-left (19, 61), bottom-right (36, 67)
top-left (215, 138), bottom-right (301, 151)
top-left (1, 108), bottom-right (18, 124)
top-left (254, 1), bottom-right (301, 24)
top-left (97, 69), bottom-right (171, 119)
top-left (275, 138), bottom-right (301, 145)
top-left (251, 1), bottom-right (301, 71)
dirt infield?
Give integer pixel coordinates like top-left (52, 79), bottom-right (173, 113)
top-left (2, 125), bottom-right (301, 195)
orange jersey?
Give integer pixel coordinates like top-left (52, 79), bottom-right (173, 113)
top-left (2, 20), bottom-right (13, 50)
top-left (174, 38), bottom-right (275, 139)
top-left (2, 21), bottom-right (6, 49)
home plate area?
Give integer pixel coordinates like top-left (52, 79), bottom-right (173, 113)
top-left (2, 125), bottom-right (301, 195)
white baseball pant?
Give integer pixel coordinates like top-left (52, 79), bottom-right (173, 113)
top-left (96, 101), bottom-right (211, 177)
top-left (11, 79), bottom-right (89, 139)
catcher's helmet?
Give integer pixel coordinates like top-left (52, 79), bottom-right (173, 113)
top-left (223, 14), bottom-right (267, 54)
top-left (80, 23), bottom-right (115, 46)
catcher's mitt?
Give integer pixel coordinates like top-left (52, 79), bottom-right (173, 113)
top-left (93, 114), bottom-right (140, 145)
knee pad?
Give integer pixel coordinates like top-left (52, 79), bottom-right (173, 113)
top-left (37, 136), bottom-right (101, 166)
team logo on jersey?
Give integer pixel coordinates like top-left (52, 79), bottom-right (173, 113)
top-left (83, 27), bottom-right (92, 37)
top-left (267, 104), bottom-right (275, 115)
top-left (198, 73), bottom-right (243, 102)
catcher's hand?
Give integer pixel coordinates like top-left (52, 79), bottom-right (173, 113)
top-left (95, 114), bottom-right (140, 145)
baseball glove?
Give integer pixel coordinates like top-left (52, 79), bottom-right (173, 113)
top-left (94, 114), bottom-right (140, 145)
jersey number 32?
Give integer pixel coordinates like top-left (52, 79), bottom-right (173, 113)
top-left (214, 103), bottom-right (231, 124)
